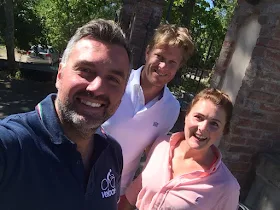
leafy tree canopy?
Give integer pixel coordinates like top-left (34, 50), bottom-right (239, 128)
top-left (0, 0), bottom-right (46, 50)
top-left (163, 0), bottom-right (237, 93)
top-left (35, 0), bottom-right (121, 52)
top-left (0, 0), bottom-right (121, 52)
top-left (163, 0), bottom-right (237, 69)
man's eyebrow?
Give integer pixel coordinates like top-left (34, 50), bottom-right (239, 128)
top-left (73, 61), bottom-right (126, 79)
top-left (73, 61), bottom-right (93, 68)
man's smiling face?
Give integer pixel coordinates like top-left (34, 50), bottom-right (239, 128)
top-left (142, 44), bottom-right (183, 88)
top-left (55, 37), bottom-right (130, 131)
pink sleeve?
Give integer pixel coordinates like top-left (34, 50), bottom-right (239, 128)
top-left (216, 187), bottom-right (240, 210)
top-left (146, 135), bottom-right (169, 162)
top-left (125, 135), bottom-right (168, 205)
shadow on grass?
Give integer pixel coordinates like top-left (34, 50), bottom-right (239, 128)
top-left (0, 78), bottom-right (56, 119)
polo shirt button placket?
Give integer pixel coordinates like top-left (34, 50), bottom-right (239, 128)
top-left (73, 159), bottom-right (84, 191)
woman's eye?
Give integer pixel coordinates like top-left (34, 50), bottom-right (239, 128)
top-left (194, 115), bottom-right (203, 121)
top-left (210, 121), bottom-right (219, 128)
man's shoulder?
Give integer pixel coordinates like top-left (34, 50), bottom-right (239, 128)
top-left (126, 66), bottom-right (143, 85)
top-left (161, 87), bottom-right (180, 109)
top-left (97, 131), bottom-right (123, 158)
top-left (0, 111), bottom-right (39, 143)
top-left (0, 111), bottom-right (41, 171)
top-left (0, 110), bottom-right (38, 128)
top-left (96, 132), bottom-right (123, 176)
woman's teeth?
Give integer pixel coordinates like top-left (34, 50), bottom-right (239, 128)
top-left (194, 134), bottom-right (207, 141)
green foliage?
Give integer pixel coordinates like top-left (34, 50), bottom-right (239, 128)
top-left (163, 0), bottom-right (237, 94)
top-left (0, 0), bottom-right (121, 52)
top-left (0, 0), bottom-right (46, 51)
top-left (0, 68), bottom-right (22, 80)
top-left (35, 0), bottom-right (122, 52)
top-left (164, 0), bottom-right (237, 67)
top-left (14, 0), bottom-right (46, 50)
top-left (14, 70), bottom-right (23, 80)
top-left (0, 35), bottom-right (4, 44)
top-left (191, 0), bottom-right (236, 66)
top-left (169, 68), bottom-right (210, 95)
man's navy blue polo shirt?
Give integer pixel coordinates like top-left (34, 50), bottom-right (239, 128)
top-left (0, 94), bottom-right (123, 210)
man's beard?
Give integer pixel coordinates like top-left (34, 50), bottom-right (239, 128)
top-left (56, 97), bottom-right (118, 137)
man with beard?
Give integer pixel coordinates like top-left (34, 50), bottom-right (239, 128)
top-left (101, 24), bottom-right (195, 196)
top-left (0, 19), bottom-right (131, 210)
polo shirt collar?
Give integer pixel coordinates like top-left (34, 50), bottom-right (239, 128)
top-left (131, 65), bottom-right (170, 100)
top-left (35, 94), bottom-right (70, 145)
top-left (169, 132), bottom-right (222, 177)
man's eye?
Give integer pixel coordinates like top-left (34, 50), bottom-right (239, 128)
top-left (107, 75), bottom-right (120, 84)
top-left (81, 68), bottom-right (91, 73)
top-left (155, 54), bottom-right (163, 60)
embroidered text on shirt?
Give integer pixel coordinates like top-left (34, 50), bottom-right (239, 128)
top-left (101, 169), bottom-right (116, 198)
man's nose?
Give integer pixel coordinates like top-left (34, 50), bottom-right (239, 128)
top-left (86, 76), bottom-right (106, 95)
top-left (158, 61), bottom-right (167, 70)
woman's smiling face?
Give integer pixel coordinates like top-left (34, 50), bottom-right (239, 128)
top-left (184, 99), bottom-right (227, 151)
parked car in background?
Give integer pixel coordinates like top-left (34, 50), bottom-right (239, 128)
top-left (26, 44), bottom-right (59, 65)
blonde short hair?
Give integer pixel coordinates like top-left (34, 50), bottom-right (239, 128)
top-left (147, 24), bottom-right (194, 65)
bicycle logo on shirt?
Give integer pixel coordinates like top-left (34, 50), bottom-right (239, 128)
top-left (101, 169), bottom-right (116, 198)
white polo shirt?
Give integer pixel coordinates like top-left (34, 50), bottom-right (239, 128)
top-left (101, 66), bottom-right (180, 195)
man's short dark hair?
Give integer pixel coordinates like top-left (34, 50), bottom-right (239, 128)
top-left (61, 19), bottom-right (131, 64)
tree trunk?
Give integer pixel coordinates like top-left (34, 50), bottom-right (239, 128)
top-left (181, 0), bottom-right (196, 28)
top-left (118, 0), bottom-right (137, 38)
top-left (165, 0), bottom-right (175, 22)
top-left (4, 0), bottom-right (16, 72)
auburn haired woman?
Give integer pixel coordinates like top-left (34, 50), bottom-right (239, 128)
top-left (119, 88), bottom-right (240, 210)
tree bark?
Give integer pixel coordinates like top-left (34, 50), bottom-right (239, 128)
top-left (181, 0), bottom-right (196, 28)
top-left (118, 0), bottom-right (137, 38)
top-left (4, 0), bottom-right (16, 72)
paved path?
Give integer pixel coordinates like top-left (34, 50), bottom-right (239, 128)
top-left (0, 78), bottom-right (56, 119)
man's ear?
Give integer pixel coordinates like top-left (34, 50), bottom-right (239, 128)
top-left (55, 63), bottom-right (64, 90)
